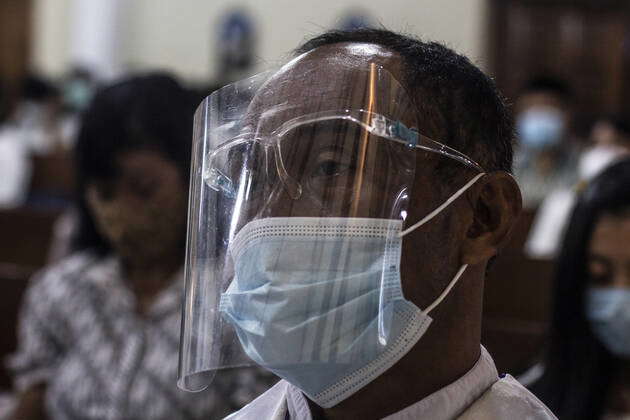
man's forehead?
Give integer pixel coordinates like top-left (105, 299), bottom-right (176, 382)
top-left (247, 42), bottom-right (411, 124)
top-left (291, 42), bottom-right (402, 71)
top-left (277, 43), bottom-right (401, 94)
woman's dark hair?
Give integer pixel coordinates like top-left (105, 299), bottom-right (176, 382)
top-left (73, 73), bottom-right (197, 254)
top-left (532, 159), bottom-right (630, 419)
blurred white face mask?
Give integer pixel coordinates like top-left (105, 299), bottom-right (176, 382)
top-left (517, 107), bottom-right (565, 149)
top-left (587, 287), bottom-right (630, 358)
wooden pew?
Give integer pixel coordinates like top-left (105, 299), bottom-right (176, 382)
top-left (481, 209), bottom-right (556, 376)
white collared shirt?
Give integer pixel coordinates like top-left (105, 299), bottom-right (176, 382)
top-left (226, 346), bottom-right (557, 420)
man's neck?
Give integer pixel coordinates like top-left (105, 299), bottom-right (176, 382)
top-left (308, 321), bottom-right (481, 420)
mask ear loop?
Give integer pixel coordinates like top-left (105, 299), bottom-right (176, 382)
top-left (398, 172), bottom-right (486, 237)
top-left (395, 172), bottom-right (486, 315)
top-left (422, 264), bottom-right (468, 315)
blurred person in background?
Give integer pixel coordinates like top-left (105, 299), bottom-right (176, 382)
top-left (0, 76), bottom-right (60, 209)
top-left (579, 115), bottom-right (630, 182)
top-left (5, 73), bottom-right (275, 420)
top-left (513, 76), bottom-right (577, 209)
top-left (531, 159), bottom-right (630, 419)
top-left (60, 67), bottom-right (97, 114)
top-left (216, 9), bottom-right (257, 85)
top-left (0, 74), bottom-right (83, 209)
top-left (7, 76), bottom-right (68, 155)
top-left (525, 114), bottom-right (630, 259)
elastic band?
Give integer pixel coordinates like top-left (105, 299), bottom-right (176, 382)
top-left (398, 173), bottom-right (486, 237)
top-left (422, 264), bottom-right (468, 315)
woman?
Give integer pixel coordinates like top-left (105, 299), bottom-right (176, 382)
top-left (533, 158), bottom-right (630, 419)
top-left (8, 74), bottom-right (275, 419)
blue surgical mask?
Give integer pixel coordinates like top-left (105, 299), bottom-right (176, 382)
top-left (219, 174), bottom-right (484, 408)
top-left (63, 80), bottom-right (93, 111)
top-left (516, 108), bottom-right (565, 149)
top-left (586, 287), bottom-right (630, 358)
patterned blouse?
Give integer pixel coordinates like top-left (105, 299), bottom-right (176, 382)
top-left (8, 252), bottom-right (276, 420)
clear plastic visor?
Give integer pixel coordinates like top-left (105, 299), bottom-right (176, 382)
top-left (179, 61), bottom-right (482, 391)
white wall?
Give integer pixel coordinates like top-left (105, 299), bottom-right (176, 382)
top-left (30, 0), bottom-right (489, 82)
top-left (30, 0), bottom-right (72, 77)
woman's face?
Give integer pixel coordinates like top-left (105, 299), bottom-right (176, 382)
top-left (588, 212), bottom-right (630, 289)
top-left (586, 211), bottom-right (630, 358)
top-left (86, 149), bottom-right (188, 263)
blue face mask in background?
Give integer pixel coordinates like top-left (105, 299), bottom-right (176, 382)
top-left (516, 107), bottom-right (566, 149)
top-left (586, 287), bottom-right (630, 358)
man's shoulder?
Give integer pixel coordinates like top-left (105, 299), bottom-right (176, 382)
top-left (459, 374), bottom-right (557, 419)
top-left (224, 380), bottom-right (291, 420)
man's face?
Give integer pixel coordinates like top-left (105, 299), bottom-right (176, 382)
top-left (239, 43), bottom-right (470, 311)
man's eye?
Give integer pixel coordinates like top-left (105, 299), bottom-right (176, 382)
top-left (314, 160), bottom-right (349, 177)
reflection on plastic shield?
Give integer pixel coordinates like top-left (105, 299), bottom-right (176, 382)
top-left (179, 61), bottom-right (418, 392)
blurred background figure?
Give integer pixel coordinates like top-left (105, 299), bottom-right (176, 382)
top-left (579, 115), bottom-right (630, 182)
top-left (3, 74), bottom-right (275, 420)
top-left (215, 9), bottom-right (257, 86)
top-left (59, 67), bottom-right (96, 114)
top-left (525, 114), bottom-right (630, 260)
top-left (511, 77), bottom-right (578, 261)
top-left (6, 76), bottom-right (63, 155)
top-left (531, 159), bottom-right (630, 420)
top-left (513, 76), bottom-right (577, 209)
top-left (338, 9), bottom-right (375, 31)
top-left (0, 76), bottom-right (61, 209)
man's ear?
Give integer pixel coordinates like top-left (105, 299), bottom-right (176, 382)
top-left (460, 172), bottom-right (522, 265)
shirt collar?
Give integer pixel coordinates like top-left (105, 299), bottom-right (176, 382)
top-left (285, 345), bottom-right (499, 420)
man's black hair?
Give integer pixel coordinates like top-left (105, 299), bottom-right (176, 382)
top-left (520, 75), bottom-right (572, 103)
top-left (295, 29), bottom-right (514, 176)
top-left (531, 159), bottom-right (630, 419)
top-left (73, 72), bottom-right (197, 254)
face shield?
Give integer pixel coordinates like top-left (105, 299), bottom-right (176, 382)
top-left (179, 57), bottom-right (484, 405)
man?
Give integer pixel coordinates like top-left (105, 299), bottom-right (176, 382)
top-left (179, 29), bottom-right (556, 419)
top-left (515, 77), bottom-right (579, 259)
top-left (513, 76), bottom-right (576, 209)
